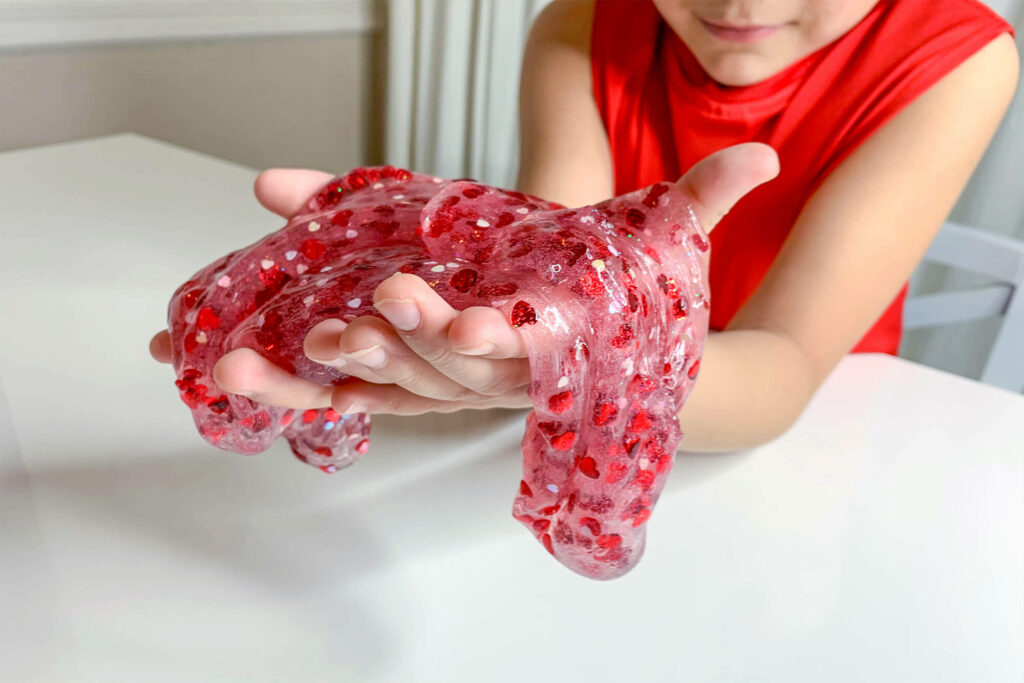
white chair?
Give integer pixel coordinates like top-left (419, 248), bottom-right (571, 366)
top-left (903, 221), bottom-right (1024, 393)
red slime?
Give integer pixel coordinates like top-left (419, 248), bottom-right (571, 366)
top-left (167, 166), bottom-right (710, 579)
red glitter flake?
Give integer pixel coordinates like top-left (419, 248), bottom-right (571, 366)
top-left (195, 307), bottom-right (221, 330)
top-left (537, 421), bottom-right (561, 435)
top-left (280, 410), bottom-right (295, 426)
top-left (642, 184), bottom-right (669, 208)
top-left (574, 270), bottom-right (606, 298)
top-left (627, 289), bottom-right (640, 313)
top-left (180, 383), bottom-right (208, 409)
top-left (541, 533), bottom-right (555, 555)
top-left (633, 470), bottom-right (655, 490)
top-left (611, 323), bottom-right (634, 348)
top-left (632, 509), bottom-right (652, 527)
top-left (672, 298), bottom-right (688, 320)
top-left (687, 359), bottom-right (701, 379)
top-left (449, 268), bottom-right (478, 293)
top-left (347, 172), bottom-right (368, 189)
top-left (300, 238), bottom-right (327, 261)
top-left (658, 274), bottom-right (680, 298)
top-left (547, 390), bottom-right (573, 414)
top-left (510, 300), bottom-right (537, 327)
top-left (479, 282), bottom-right (518, 297)
top-left (507, 241), bottom-right (533, 259)
top-left (324, 408), bottom-right (341, 422)
top-left (596, 533), bottom-right (622, 549)
top-left (331, 209), bottom-right (354, 227)
top-left (319, 464), bottom-right (338, 474)
top-left (625, 208), bottom-right (646, 228)
top-left (579, 517), bottom-right (602, 536)
top-left (258, 266), bottom-right (290, 292)
top-left (183, 332), bottom-right (199, 354)
top-left (532, 519), bottom-right (551, 532)
top-left (592, 401), bottom-right (618, 427)
top-left (314, 446), bottom-right (332, 457)
top-left (316, 180), bottom-right (346, 208)
top-left (242, 411), bottom-right (272, 433)
top-left (628, 374), bottom-right (657, 396)
top-left (182, 288), bottom-right (204, 309)
top-left (519, 479), bottom-right (533, 497)
top-left (302, 409), bottom-right (319, 424)
top-left (206, 395), bottom-right (230, 413)
top-left (691, 231), bottom-right (710, 252)
top-left (462, 186), bottom-right (485, 199)
top-left (355, 439), bottom-right (370, 454)
top-left (605, 461), bottom-right (629, 484)
top-left (630, 410), bottom-right (653, 433)
top-left (550, 431), bottom-right (576, 451)
top-left (577, 456), bottom-right (600, 479)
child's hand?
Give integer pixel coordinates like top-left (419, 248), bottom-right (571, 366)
top-left (151, 142), bottom-right (778, 415)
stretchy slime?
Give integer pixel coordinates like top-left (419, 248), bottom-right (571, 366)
top-left (168, 166), bottom-right (710, 579)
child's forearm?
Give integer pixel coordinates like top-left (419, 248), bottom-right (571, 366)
top-left (677, 328), bottom-right (817, 452)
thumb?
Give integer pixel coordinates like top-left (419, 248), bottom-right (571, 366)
top-left (254, 168), bottom-right (336, 219)
top-left (676, 143), bottom-right (779, 232)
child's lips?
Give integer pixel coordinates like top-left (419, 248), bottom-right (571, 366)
top-left (698, 18), bottom-right (784, 42)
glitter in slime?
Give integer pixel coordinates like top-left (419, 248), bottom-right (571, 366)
top-left (168, 166), bottom-right (710, 579)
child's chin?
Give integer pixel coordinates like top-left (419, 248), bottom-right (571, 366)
top-left (698, 51), bottom-right (791, 87)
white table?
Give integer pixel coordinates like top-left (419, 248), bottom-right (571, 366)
top-left (1, 135), bottom-right (1021, 682)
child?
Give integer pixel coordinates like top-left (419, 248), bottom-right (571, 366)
top-left (151, 0), bottom-right (1017, 452)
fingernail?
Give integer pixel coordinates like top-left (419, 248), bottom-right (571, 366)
top-left (342, 345), bottom-right (387, 369)
top-left (454, 341), bottom-right (495, 356)
top-left (374, 298), bottom-right (420, 331)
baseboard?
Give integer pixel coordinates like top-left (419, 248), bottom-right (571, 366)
top-left (0, 0), bottom-right (381, 51)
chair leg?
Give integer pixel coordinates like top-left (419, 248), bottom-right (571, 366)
top-left (981, 281), bottom-right (1024, 393)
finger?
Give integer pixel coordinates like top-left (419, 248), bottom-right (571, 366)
top-left (150, 330), bottom-right (172, 363)
top-left (372, 273), bottom-right (532, 397)
top-left (303, 318), bottom-right (390, 385)
top-left (213, 347), bottom-right (332, 409)
top-left (335, 315), bottom-right (478, 401)
top-left (253, 168), bottom-right (335, 218)
top-left (677, 142), bottom-right (780, 232)
top-left (448, 306), bottom-right (529, 359)
top-left (331, 381), bottom-right (531, 416)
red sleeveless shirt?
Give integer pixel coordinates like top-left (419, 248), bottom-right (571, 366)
top-left (591, 0), bottom-right (1012, 354)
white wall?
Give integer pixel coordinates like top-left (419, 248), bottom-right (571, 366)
top-left (0, 0), bottom-right (384, 172)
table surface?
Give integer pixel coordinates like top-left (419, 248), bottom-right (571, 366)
top-left (1, 135), bottom-right (1021, 683)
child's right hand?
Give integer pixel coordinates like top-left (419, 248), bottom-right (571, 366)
top-left (150, 143), bottom-right (779, 415)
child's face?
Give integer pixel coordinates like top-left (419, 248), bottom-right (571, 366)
top-left (653, 0), bottom-right (880, 86)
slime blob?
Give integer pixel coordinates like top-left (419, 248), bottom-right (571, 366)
top-left (168, 166), bottom-right (710, 579)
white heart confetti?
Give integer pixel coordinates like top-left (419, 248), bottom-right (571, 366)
top-left (347, 298), bottom-right (362, 308)
top-left (345, 229), bottom-right (358, 239)
top-left (216, 275), bottom-right (231, 287)
top-left (285, 250), bottom-right (298, 261)
top-left (308, 221), bottom-right (321, 232)
top-left (430, 265), bottom-right (445, 273)
top-left (476, 219), bottom-right (490, 228)
top-left (261, 259), bottom-right (274, 270)
top-left (296, 264), bottom-right (309, 274)
top-left (557, 376), bottom-right (569, 388)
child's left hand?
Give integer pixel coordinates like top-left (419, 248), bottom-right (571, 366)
top-left (150, 142), bottom-right (778, 414)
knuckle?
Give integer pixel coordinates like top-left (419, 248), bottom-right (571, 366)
top-left (418, 345), bottom-right (458, 368)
